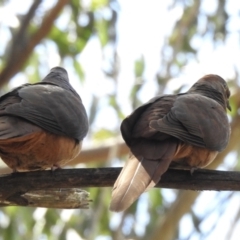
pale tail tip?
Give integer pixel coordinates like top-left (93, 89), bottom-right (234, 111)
top-left (109, 203), bottom-right (123, 212)
top-left (109, 200), bottom-right (129, 212)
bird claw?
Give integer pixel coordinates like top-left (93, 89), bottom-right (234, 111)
top-left (51, 164), bottom-right (61, 172)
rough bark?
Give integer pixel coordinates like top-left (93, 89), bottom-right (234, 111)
top-left (0, 167), bottom-right (240, 208)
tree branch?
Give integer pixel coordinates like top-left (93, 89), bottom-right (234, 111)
top-left (0, 167), bottom-right (240, 208)
top-left (8, 0), bottom-right (43, 59)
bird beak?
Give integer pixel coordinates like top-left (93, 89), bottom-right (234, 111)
top-left (227, 100), bottom-right (231, 111)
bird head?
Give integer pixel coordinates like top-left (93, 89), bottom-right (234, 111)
top-left (189, 74), bottom-right (231, 111)
top-left (41, 67), bottom-right (81, 99)
top-left (49, 67), bottom-right (69, 82)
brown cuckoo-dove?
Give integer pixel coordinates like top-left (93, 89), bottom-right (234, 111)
top-left (110, 74), bottom-right (231, 212)
top-left (0, 67), bottom-right (88, 172)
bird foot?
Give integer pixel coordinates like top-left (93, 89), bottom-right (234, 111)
top-left (51, 164), bottom-right (61, 172)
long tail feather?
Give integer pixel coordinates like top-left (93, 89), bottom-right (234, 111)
top-left (110, 154), bottom-right (172, 212)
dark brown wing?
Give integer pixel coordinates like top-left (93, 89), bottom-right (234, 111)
top-left (120, 95), bottom-right (179, 159)
top-left (0, 115), bottom-right (41, 139)
top-left (150, 93), bottom-right (230, 151)
top-left (121, 95), bottom-right (177, 144)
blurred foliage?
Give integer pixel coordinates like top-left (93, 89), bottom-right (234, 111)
top-left (130, 56), bottom-right (145, 109)
top-left (0, 0), bottom-right (240, 240)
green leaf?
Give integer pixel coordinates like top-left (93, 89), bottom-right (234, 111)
top-left (134, 56), bottom-right (145, 77)
top-left (91, 0), bottom-right (108, 10)
top-left (73, 59), bottom-right (85, 82)
top-left (93, 128), bottom-right (116, 141)
top-left (96, 19), bottom-right (109, 47)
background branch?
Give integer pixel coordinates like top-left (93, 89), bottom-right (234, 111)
top-left (0, 140), bottom-right (129, 174)
top-left (0, 0), bottom-right (70, 87)
top-left (8, 0), bottom-right (43, 59)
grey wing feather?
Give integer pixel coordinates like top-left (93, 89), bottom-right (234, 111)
top-left (0, 116), bottom-right (41, 139)
top-left (2, 84), bottom-right (88, 141)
